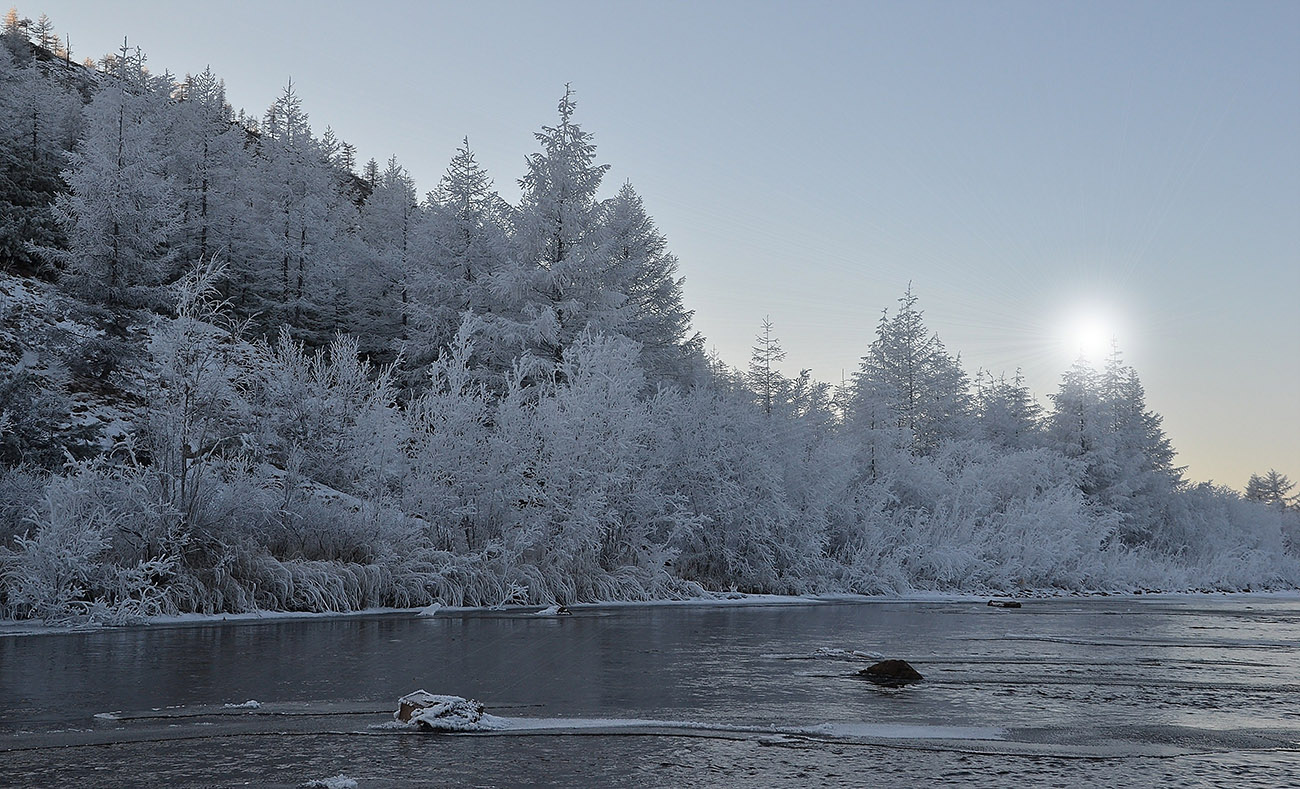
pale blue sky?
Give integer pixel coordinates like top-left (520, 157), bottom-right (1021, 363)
top-left (26, 0), bottom-right (1300, 486)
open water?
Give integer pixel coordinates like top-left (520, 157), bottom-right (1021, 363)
top-left (2, 595), bottom-right (1299, 787)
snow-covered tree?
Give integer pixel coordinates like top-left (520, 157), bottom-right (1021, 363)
top-left (1046, 348), bottom-right (1181, 544)
top-left (50, 43), bottom-right (179, 306)
top-left (414, 140), bottom-right (517, 386)
top-left (0, 42), bottom-right (81, 275)
top-left (1245, 469), bottom-right (1295, 509)
top-left (747, 316), bottom-right (787, 416)
top-left (244, 80), bottom-right (349, 342)
top-left (851, 286), bottom-right (971, 453)
top-left (592, 182), bottom-right (702, 387)
top-left (355, 155), bottom-right (419, 356)
top-left (160, 67), bottom-right (246, 280)
top-left (974, 369), bottom-right (1042, 450)
top-left (510, 86), bottom-right (612, 377)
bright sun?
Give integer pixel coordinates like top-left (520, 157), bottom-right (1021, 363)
top-left (1062, 309), bottom-right (1118, 364)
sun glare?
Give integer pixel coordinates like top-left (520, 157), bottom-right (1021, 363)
top-left (1061, 309), bottom-right (1119, 365)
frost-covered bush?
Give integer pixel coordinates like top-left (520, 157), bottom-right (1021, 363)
top-left (1148, 482), bottom-right (1300, 590)
top-left (661, 386), bottom-right (824, 593)
top-left (253, 331), bottom-right (407, 498)
top-left (0, 464), bottom-right (47, 550)
top-left (1, 460), bottom-right (175, 624)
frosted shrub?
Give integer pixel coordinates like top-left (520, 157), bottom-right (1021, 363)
top-left (0, 465), bottom-right (47, 550)
top-left (401, 323), bottom-right (504, 552)
top-left (254, 331), bottom-right (407, 498)
top-left (2, 460), bottom-right (176, 623)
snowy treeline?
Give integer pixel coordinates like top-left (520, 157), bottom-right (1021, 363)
top-left (1, 18), bottom-right (1297, 623)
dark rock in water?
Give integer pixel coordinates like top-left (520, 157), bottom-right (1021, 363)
top-left (858, 659), bottom-right (923, 687)
top-left (987, 599), bottom-right (1022, 608)
top-left (556, 605), bottom-right (572, 616)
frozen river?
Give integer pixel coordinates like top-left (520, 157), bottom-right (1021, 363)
top-left (3, 595), bottom-right (1299, 787)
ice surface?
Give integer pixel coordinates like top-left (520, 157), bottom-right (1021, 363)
top-left (301, 776), bottom-right (357, 789)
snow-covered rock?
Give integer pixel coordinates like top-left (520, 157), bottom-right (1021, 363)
top-left (394, 690), bottom-right (505, 732)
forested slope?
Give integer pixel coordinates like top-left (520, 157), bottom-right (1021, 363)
top-left (1, 14), bottom-right (1296, 624)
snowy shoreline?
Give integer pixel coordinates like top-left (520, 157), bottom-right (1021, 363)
top-left (3, 589), bottom-right (1298, 638)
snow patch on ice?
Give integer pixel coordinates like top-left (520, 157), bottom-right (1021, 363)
top-left (767, 647), bottom-right (885, 662)
top-left (301, 775), bottom-right (357, 789)
top-left (222, 699), bottom-right (261, 709)
top-left (416, 603), bottom-right (442, 617)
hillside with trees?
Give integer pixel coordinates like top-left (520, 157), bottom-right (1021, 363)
top-left (1, 10), bottom-right (1296, 624)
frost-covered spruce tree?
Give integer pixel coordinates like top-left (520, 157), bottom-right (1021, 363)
top-left (355, 156), bottom-right (419, 357)
top-left (510, 86), bottom-right (613, 379)
top-left (51, 42), bottom-right (179, 306)
top-left (246, 80), bottom-right (347, 342)
top-left (160, 68), bottom-right (248, 281)
top-left (747, 316), bottom-right (788, 416)
top-left (1046, 350), bottom-right (1180, 546)
top-left (0, 41), bottom-right (81, 275)
top-left (973, 368), bottom-right (1042, 450)
top-left (593, 182), bottom-right (703, 388)
top-left (1097, 347), bottom-right (1182, 543)
top-left (850, 286), bottom-right (971, 454)
top-left (1245, 470), bottom-right (1296, 509)
top-left (411, 140), bottom-right (517, 387)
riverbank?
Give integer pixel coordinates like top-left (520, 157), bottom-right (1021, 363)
top-left (4, 588), bottom-right (1299, 637)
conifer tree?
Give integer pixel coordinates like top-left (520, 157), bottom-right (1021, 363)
top-left (246, 80), bottom-right (347, 342)
top-left (748, 316), bottom-right (787, 416)
top-left (851, 286), bottom-right (970, 453)
top-left (511, 86), bottom-right (612, 376)
top-left (0, 43), bottom-right (80, 274)
top-left (974, 368), bottom-right (1042, 449)
top-left (355, 155), bottom-right (419, 356)
top-left (162, 67), bottom-right (244, 279)
top-left (414, 140), bottom-right (517, 386)
top-left (50, 42), bottom-right (179, 306)
top-left (593, 182), bottom-right (701, 387)
top-left (1245, 470), bottom-right (1296, 508)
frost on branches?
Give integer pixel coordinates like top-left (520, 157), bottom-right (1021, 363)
top-left (0, 26), bottom-right (1296, 622)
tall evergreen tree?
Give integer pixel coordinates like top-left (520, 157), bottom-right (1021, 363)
top-left (355, 155), bottom-right (419, 356)
top-left (974, 368), bottom-right (1042, 450)
top-left (1245, 470), bottom-right (1296, 508)
top-left (246, 79), bottom-right (346, 342)
top-left (161, 67), bottom-right (244, 280)
top-left (49, 42), bottom-right (178, 306)
top-left (851, 286), bottom-right (970, 453)
top-left (593, 182), bottom-right (701, 387)
top-left (0, 42), bottom-right (80, 275)
top-left (511, 86), bottom-right (612, 376)
top-left (748, 316), bottom-right (787, 416)
top-left (414, 140), bottom-right (517, 386)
